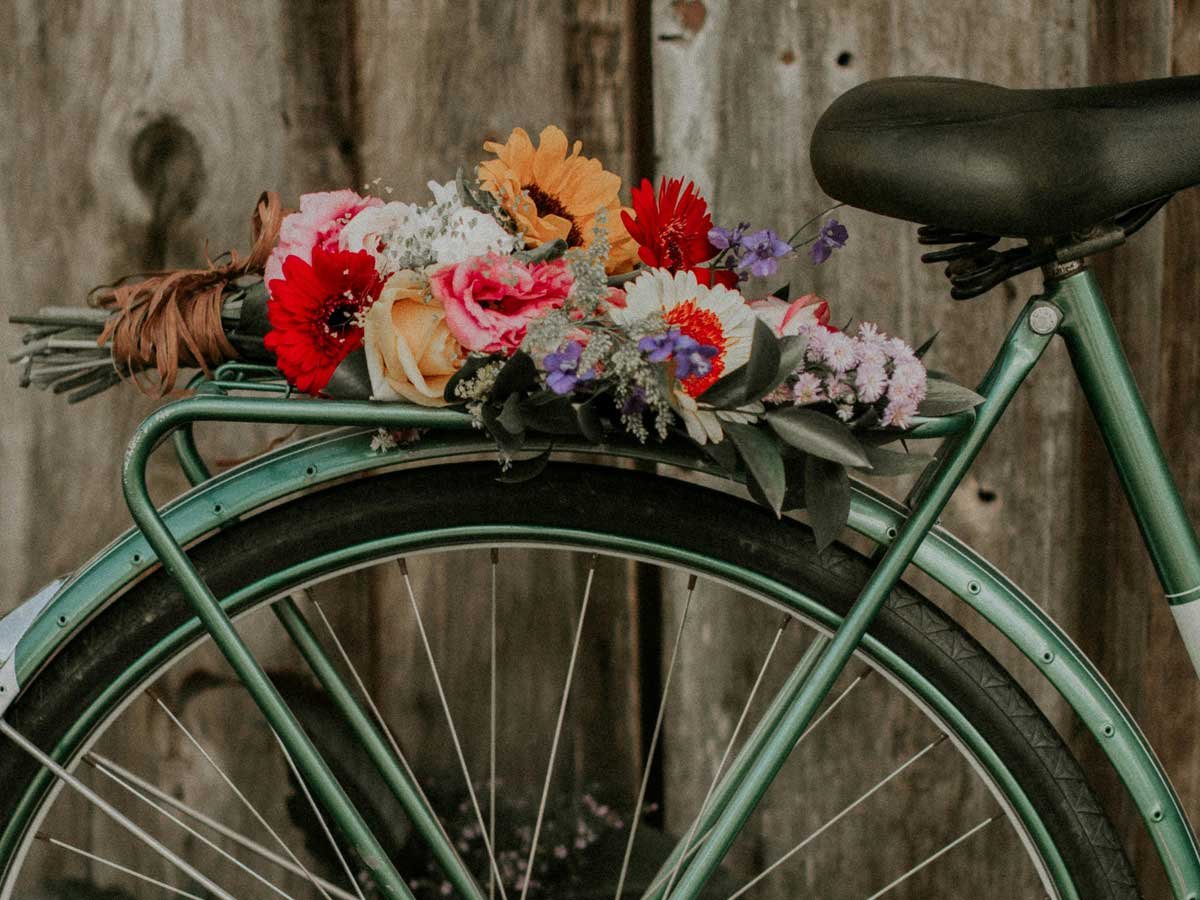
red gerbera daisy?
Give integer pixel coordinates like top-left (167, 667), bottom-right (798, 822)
top-left (265, 247), bottom-right (383, 395)
top-left (621, 177), bottom-right (721, 270)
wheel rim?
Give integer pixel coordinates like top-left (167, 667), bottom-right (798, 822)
top-left (0, 532), bottom-right (1075, 900)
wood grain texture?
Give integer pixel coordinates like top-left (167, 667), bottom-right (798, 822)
top-left (0, 1), bottom-right (364, 894)
top-left (3, 0), bottom-right (1200, 896)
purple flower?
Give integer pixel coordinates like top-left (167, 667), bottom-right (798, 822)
top-left (621, 386), bottom-right (648, 416)
top-left (672, 335), bottom-right (719, 380)
top-left (809, 218), bottom-right (849, 264)
top-left (639, 327), bottom-right (719, 380)
top-left (542, 341), bottom-right (593, 395)
top-left (708, 223), bottom-right (748, 250)
top-left (638, 327), bottom-right (682, 363)
top-left (736, 228), bottom-right (793, 278)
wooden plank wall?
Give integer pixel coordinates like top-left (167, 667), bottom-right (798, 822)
top-left (1, 1), bottom-right (1199, 897)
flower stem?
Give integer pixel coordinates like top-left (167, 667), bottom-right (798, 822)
top-left (786, 202), bottom-right (845, 247)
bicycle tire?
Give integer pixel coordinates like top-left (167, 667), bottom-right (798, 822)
top-left (0, 461), bottom-right (1140, 899)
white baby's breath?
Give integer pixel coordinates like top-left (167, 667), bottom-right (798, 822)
top-left (341, 180), bottom-right (516, 274)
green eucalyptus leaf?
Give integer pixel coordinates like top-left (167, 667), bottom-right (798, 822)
top-left (766, 407), bottom-right (871, 468)
top-left (848, 405), bottom-right (881, 430)
top-left (695, 367), bottom-right (747, 409)
top-left (762, 334), bottom-right (808, 396)
top-left (914, 330), bottom-right (939, 360)
top-left (698, 318), bottom-right (779, 409)
top-left (698, 434), bottom-right (739, 472)
top-left (482, 400), bottom-right (525, 453)
top-left (491, 351), bottom-right (539, 400)
top-left (443, 353), bottom-right (501, 402)
top-left (498, 392), bottom-right (525, 435)
top-left (496, 445), bottom-right (554, 483)
top-left (739, 317), bottom-right (782, 401)
top-left (576, 396), bottom-right (605, 443)
top-left (856, 443), bottom-right (934, 475)
top-left (520, 392), bottom-right (581, 434)
top-left (805, 456), bottom-right (850, 550)
top-left (918, 378), bottom-right (984, 417)
top-left (723, 422), bottom-right (786, 516)
top-left (780, 449), bottom-right (808, 512)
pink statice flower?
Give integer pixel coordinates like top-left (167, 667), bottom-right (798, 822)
top-left (431, 253), bottom-right (574, 353)
top-left (792, 371), bottom-right (823, 404)
top-left (855, 360), bottom-right (888, 403)
top-left (822, 332), bottom-right (857, 372)
top-left (265, 190), bottom-right (383, 286)
top-left (857, 321), bottom-right (884, 344)
top-left (888, 359), bottom-right (927, 400)
top-left (884, 336), bottom-right (917, 364)
top-left (767, 313), bottom-right (928, 430)
top-left (882, 395), bottom-right (920, 428)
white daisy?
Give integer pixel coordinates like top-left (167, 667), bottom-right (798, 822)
top-left (612, 269), bottom-right (756, 397)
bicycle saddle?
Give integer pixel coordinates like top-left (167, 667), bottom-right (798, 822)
top-left (810, 75), bottom-right (1200, 238)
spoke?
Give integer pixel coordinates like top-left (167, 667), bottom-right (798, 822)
top-left (87, 753), bottom-right (358, 900)
top-left (795, 669), bottom-right (871, 748)
top-left (305, 591), bottom-right (425, 796)
top-left (85, 756), bottom-right (299, 900)
top-left (614, 573), bottom-right (699, 900)
top-left (35, 834), bottom-right (211, 900)
top-left (519, 554), bottom-right (598, 900)
top-left (726, 734), bottom-right (948, 900)
top-left (304, 589), bottom-right (467, 872)
top-left (271, 729), bottom-right (367, 900)
top-left (490, 548), bottom-right (499, 900)
top-left (662, 615), bottom-right (791, 898)
top-left (152, 695), bottom-right (334, 900)
top-left (0, 719), bottom-right (235, 900)
top-left (400, 559), bottom-right (509, 900)
top-left (863, 816), bottom-right (997, 900)
top-left (645, 668), bottom-right (871, 899)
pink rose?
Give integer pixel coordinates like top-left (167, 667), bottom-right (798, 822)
top-left (431, 253), bottom-right (574, 353)
top-left (265, 190), bottom-right (383, 286)
top-left (751, 293), bottom-right (832, 336)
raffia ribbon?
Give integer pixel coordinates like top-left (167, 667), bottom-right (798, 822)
top-left (91, 191), bottom-right (284, 395)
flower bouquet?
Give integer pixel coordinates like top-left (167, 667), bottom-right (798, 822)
top-left (8, 126), bottom-right (982, 547)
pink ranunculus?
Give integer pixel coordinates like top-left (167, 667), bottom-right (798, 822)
top-left (431, 254), bottom-right (575, 353)
top-left (750, 293), bottom-right (833, 336)
top-left (265, 190), bottom-right (383, 287)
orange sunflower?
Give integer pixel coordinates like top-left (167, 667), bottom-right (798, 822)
top-left (479, 126), bottom-right (638, 275)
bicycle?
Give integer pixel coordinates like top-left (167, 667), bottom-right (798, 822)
top-left (1, 74), bottom-right (1198, 899)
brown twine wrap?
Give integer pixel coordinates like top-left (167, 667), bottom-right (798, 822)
top-left (91, 191), bottom-right (284, 395)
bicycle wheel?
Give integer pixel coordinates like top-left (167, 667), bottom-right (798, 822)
top-left (0, 461), bottom-right (1139, 899)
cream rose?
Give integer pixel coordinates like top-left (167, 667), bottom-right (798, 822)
top-left (363, 270), bottom-right (465, 406)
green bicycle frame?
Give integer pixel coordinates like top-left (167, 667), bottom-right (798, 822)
top-left (3, 266), bottom-right (1200, 897)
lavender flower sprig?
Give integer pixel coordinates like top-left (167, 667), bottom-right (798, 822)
top-left (638, 327), bottom-right (720, 380)
top-left (708, 224), bottom-right (795, 279)
top-left (808, 218), bottom-right (849, 264)
top-left (542, 340), bottom-right (594, 395)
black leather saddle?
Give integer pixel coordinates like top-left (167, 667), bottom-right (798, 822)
top-left (810, 75), bottom-right (1200, 238)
